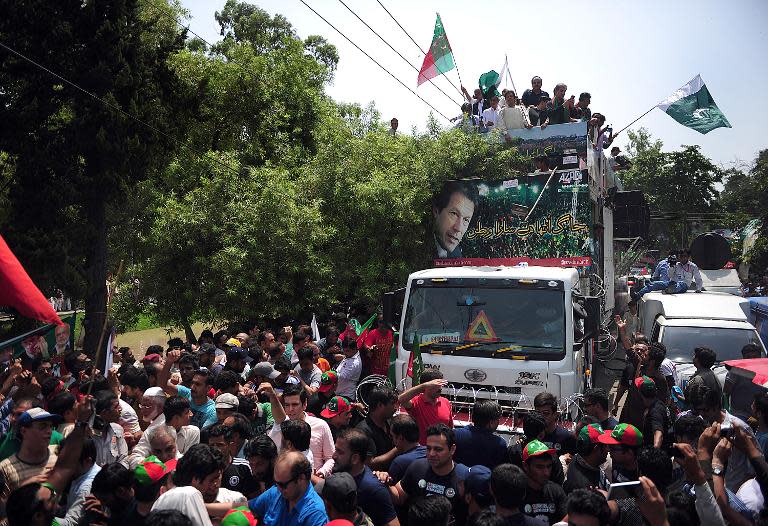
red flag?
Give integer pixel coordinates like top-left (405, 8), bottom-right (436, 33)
top-left (0, 235), bottom-right (63, 326)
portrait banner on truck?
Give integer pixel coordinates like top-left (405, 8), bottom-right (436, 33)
top-left (431, 170), bottom-right (593, 267)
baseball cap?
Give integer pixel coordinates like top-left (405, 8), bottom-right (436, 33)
top-left (221, 506), bottom-right (257, 526)
top-left (635, 375), bottom-right (658, 398)
top-left (578, 423), bottom-right (604, 444)
top-left (465, 465), bottom-right (492, 506)
top-left (226, 338), bottom-right (242, 348)
top-left (143, 387), bottom-right (166, 399)
top-left (597, 423), bottom-right (643, 447)
top-left (134, 455), bottom-right (173, 485)
top-left (250, 361), bottom-right (280, 380)
top-left (17, 407), bottom-right (62, 426)
top-left (522, 439), bottom-right (556, 462)
top-left (215, 393), bottom-right (239, 410)
top-left (318, 371), bottom-right (338, 393)
top-left (320, 396), bottom-right (352, 419)
top-left (226, 347), bottom-right (248, 361)
top-left (316, 472), bottom-right (357, 512)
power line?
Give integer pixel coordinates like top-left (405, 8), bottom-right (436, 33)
top-left (334, 0), bottom-right (459, 107)
top-left (374, 0), bottom-right (464, 97)
top-left (296, 0), bottom-right (451, 121)
top-left (0, 40), bottom-right (244, 179)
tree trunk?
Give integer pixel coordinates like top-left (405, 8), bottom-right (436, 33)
top-left (182, 318), bottom-right (197, 344)
top-left (83, 198), bottom-right (108, 358)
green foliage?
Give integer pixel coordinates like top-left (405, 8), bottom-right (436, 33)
top-left (744, 150), bottom-right (768, 275)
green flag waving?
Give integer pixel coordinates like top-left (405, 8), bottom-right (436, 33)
top-left (478, 70), bottom-right (501, 99)
top-left (417, 14), bottom-right (455, 86)
top-left (657, 75), bottom-right (731, 134)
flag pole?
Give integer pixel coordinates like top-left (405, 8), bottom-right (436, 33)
top-left (505, 54), bottom-right (517, 95)
top-left (614, 104), bottom-right (659, 137)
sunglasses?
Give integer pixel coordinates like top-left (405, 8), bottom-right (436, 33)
top-left (274, 475), bottom-right (298, 489)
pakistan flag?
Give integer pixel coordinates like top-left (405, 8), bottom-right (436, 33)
top-left (657, 75), bottom-right (731, 134)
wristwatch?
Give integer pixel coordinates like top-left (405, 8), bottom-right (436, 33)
top-left (711, 465), bottom-right (725, 476)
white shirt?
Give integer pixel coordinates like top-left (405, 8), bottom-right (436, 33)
top-left (118, 399), bottom-right (141, 434)
top-left (660, 358), bottom-right (680, 388)
top-left (269, 413), bottom-right (335, 475)
top-left (94, 423), bottom-right (129, 466)
top-left (670, 261), bottom-right (703, 290)
top-left (152, 486), bottom-right (213, 526)
top-left (481, 106), bottom-right (500, 127)
top-left (496, 105), bottom-right (528, 134)
top-left (336, 352), bottom-right (362, 399)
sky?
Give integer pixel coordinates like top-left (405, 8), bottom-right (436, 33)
top-left (180, 0), bottom-right (768, 170)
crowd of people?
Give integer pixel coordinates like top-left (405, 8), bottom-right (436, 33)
top-left (450, 75), bottom-right (615, 153)
top-left (0, 311), bottom-right (766, 526)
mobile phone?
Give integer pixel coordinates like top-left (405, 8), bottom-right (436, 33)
top-left (720, 424), bottom-right (735, 438)
top-left (607, 480), bottom-right (642, 500)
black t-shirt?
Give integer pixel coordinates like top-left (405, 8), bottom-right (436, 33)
top-left (528, 107), bottom-right (545, 126)
top-left (354, 466), bottom-right (398, 526)
top-left (643, 399), bottom-right (672, 449)
top-left (356, 417), bottom-right (393, 457)
top-left (542, 426), bottom-right (576, 456)
top-left (222, 460), bottom-right (258, 498)
top-left (401, 459), bottom-right (469, 525)
top-left (521, 89), bottom-right (550, 107)
top-left (563, 455), bottom-right (606, 492)
top-left (503, 513), bottom-right (548, 526)
top-left (508, 441), bottom-right (565, 486)
top-left (522, 482), bottom-right (566, 525)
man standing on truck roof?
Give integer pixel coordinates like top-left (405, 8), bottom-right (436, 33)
top-left (432, 180), bottom-right (478, 259)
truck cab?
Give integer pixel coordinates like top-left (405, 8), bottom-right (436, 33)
top-left (394, 265), bottom-right (594, 426)
top-left (638, 290), bottom-right (766, 387)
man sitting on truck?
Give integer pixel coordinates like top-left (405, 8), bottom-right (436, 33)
top-left (633, 249), bottom-right (703, 298)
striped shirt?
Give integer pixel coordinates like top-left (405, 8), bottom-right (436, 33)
top-left (0, 446), bottom-right (57, 495)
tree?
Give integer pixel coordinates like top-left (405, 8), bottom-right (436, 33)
top-left (744, 149), bottom-right (768, 276)
top-left (0, 0), bottom-right (194, 353)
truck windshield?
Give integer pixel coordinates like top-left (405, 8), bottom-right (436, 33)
top-left (402, 284), bottom-right (566, 359)
top-left (662, 326), bottom-right (765, 363)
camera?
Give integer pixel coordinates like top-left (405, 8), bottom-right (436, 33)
top-left (720, 424), bottom-right (735, 438)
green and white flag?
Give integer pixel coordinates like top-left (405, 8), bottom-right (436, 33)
top-left (657, 75), bottom-right (731, 134)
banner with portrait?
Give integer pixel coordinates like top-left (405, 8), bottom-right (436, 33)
top-left (431, 170), bottom-right (593, 267)
top-left (3, 312), bottom-right (78, 374)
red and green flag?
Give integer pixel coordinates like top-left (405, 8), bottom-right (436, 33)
top-left (407, 333), bottom-right (424, 384)
top-left (417, 14), bottom-right (455, 86)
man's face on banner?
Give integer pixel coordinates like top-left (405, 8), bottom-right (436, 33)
top-left (55, 324), bottom-right (70, 346)
top-left (433, 191), bottom-right (475, 253)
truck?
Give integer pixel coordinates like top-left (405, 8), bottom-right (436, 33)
top-left (383, 121), bottom-right (637, 428)
top-left (638, 290), bottom-right (766, 388)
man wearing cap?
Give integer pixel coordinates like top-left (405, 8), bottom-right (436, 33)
top-left (216, 393), bottom-right (240, 422)
top-left (333, 429), bottom-right (399, 526)
top-left (563, 423), bottom-right (608, 492)
top-left (160, 349), bottom-right (217, 429)
top-left (321, 396), bottom-right (353, 441)
top-left (0, 407), bottom-right (60, 495)
top-left (131, 455), bottom-right (174, 523)
top-left (465, 465), bottom-right (494, 517)
top-left (597, 423), bottom-right (643, 483)
top-left (609, 146), bottom-right (631, 172)
top-left (307, 370), bottom-right (338, 417)
top-left (336, 340), bottom-right (362, 400)
top-left (636, 375), bottom-right (672, 449)
top-left (249, 451), bottom-right (328, 526)
top-left (318, 472), bottom-right (374, 526)
top-left (520, 439), bottom-right (566, 525)
top-left (0, 397), bottom-right (64, 461)
top-left (225, 346), bottom-right (251, 380)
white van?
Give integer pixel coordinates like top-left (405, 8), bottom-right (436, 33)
top-left (638, 291), bottom-right (766, 387)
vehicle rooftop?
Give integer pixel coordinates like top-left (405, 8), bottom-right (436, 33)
top-left (642, 290), bottom-right (749, 321)
top-left (410, 266), bottom-right (579, 281)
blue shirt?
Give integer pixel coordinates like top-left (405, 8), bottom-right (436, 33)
top-left (389, 445), bottom-right (426, 483)
top-left (250, 483), bottom-right (328, 526)
top-left (176, 385), bottom-right (217, 429)
top-left (652, 259), bottom-right (671, 281)
top-left (454, 425), bottom-right (508, 469)
top-left (353, 466), bottom-right (397, 525)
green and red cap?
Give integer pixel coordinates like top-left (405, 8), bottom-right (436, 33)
top-left (522, 439), bottom-right (556, 462)
top-left (318, 371), bottom-right (338, 393)
top-left (134, 455), bottom-right (172, 485)
top-left (578, 423), bottom-right (604, 444)
top-left (221, 506), bottom-right (257, 526)
top-left (321, 396), bottom-right (352, 418)
top-left (597, 423), bottom-right (643, 447)
top-left (634, 375), bottom-right (655, 390)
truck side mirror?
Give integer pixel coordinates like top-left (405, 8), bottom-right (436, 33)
top-left (582, 296), bottom-right (601, 340)
top-left (383, 288), bottom-right (406, 329)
